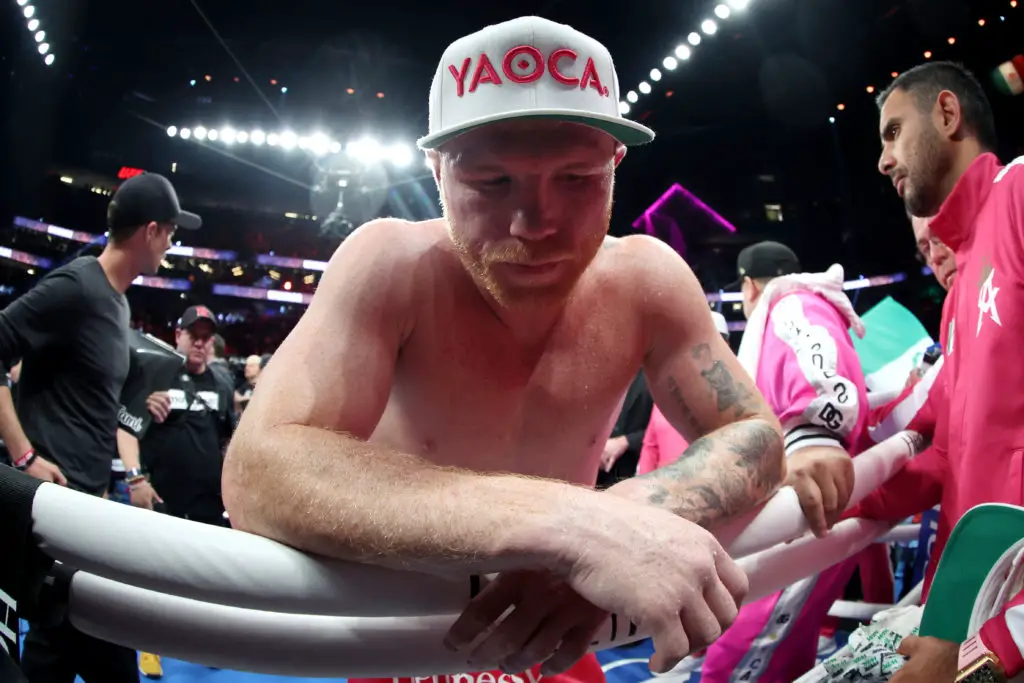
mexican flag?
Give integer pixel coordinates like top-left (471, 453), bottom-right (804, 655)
top-left (852, 296), bottom-right (934, 394)
top-left (992, 55), bottom-right (1024, 96)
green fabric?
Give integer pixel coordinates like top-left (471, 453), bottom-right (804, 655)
top-left (920, 504), bottom-right (1024, 641)
top-left (852, 297), bottom-right (933, 392)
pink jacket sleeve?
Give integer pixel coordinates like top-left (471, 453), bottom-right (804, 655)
top-left (637, 406), bottom-right (689, 475)
top-left (756, 291), bottom-right (868, 456)
top-left (637, 407), bottom-right (661, 477)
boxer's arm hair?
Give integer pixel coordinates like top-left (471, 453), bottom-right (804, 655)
top-left (613, 236), bottom-right (786, 529)
top-left (223, 219), bottom-right (597, 576)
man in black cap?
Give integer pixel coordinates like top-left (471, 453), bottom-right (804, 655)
top-left (124, 305), bottom-right (236, 527)
top-left (0, 172), bottom-right (200, 682)
top-left (731, 240), bottom-right (802, 318)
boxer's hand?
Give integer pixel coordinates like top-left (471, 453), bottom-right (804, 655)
top-left (25, 456), bottom-right (68, 486)
top-left (447, 570), bottom-right (608, 675)
top-left (785, 446), bottom-right (855, 538)
top-left (567, 506), bottom-right (745, 673)
top-left (129, 479), bottom-right (163, 510)
top-left (146, 391), bottom-right (172, 423)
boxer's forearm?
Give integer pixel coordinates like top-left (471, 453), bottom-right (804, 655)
top-left (610, 417), bottom-right (785, 529)
top-left (223, 424), bottom-right (592, 576)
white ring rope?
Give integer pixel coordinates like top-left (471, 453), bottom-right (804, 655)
top-left (67, 572), bottom-right (642, 677)
top-left (64, 518), bottom-right (897, 677)
top-left (33, 430), bottom-right (924, 619)
top-left (32, 483), bottom-right (470, 617)
top-left (20, 430), bottom-right (923, 676)
top-left (715, 430), bottom-right (923, 559)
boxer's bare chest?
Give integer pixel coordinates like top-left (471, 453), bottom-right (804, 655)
top-left (371, 271), bottom-right (645, 484)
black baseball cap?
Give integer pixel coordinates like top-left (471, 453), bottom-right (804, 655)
top-left (725, 241), bottom-right (801, 289)
top-left (108, 173), bottom-right (202, 232)
top-left (177, 305), bottom-right (217, 330)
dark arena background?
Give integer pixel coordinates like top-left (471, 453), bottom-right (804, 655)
top-left (1, 0), bottom-right (1022, 682)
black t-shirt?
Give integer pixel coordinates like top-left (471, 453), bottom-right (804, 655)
top-left (136, 367), bottom-right (234, 522)
top-left (0, 258), bottom-right (130, 494)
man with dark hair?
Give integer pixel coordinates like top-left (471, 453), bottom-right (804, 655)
top-left (877, 61), bottom-right (999, 218)
top-left (0, 172), bottom-right (201, 682)
top-left (875, 60), bottom-right (1024, 683)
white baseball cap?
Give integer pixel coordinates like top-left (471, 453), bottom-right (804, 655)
top-left (417, 16), bottom-right (655, 150)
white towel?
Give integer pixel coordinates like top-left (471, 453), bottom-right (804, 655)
top-left (736, 264), bottom-right (866, 378)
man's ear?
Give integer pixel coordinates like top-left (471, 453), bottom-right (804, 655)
top-left (935, 90), bottom-right (964, 141)
top-left (425, 151), bottom-right (442, 184)
top-left (613, 144), bottom-right (627, 167)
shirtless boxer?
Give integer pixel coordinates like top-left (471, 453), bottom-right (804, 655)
top-left (223, 16), bottom-right (785, 680)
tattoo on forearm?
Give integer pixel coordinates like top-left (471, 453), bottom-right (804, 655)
top-left (637, 422), bottom-right (783, 527)
top-left (638, 345), bottom-right (784, 527)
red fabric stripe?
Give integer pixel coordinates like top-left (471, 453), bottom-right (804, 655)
top-left (981, 598), bottom-right (1024, 677)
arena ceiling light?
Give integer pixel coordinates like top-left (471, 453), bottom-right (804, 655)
top-left (168, 124), bottom-right (414, 167)
top-left (618, 0), bottom-right (754, 116)
top-left (15, 0), bottom-right (55, 66)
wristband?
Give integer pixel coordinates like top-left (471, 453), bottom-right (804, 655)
top-left (13, 448), bottom-right (36, 470)
top-left (124, 467), bottom-right (144, 480)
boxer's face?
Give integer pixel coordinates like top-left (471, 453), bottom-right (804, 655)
top-left (434, 121), bottom-right (625, 308)
top-left (911, 215), bottom-right (956, 291)
top-left (878, 88), bottom-right (955, 218)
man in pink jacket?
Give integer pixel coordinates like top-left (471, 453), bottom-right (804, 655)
top-left (699, 241), bottom-right (870, 682)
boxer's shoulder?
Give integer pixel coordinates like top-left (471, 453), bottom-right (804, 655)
top-left (336, 217), bottom-right (448, 262)
top-left (589, 232), bottom-right (696, 295)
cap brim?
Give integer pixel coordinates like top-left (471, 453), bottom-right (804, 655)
top-left (723, 277), bottom-right (743, 291)
top-left (175, 211), bottom-right (202, 231)
top-left (180, 316), bottom-right (217, 330)
top-left (416, 109), bottom-right (655, 150)
top-left (919, 503), bottom-right (1024, 642)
